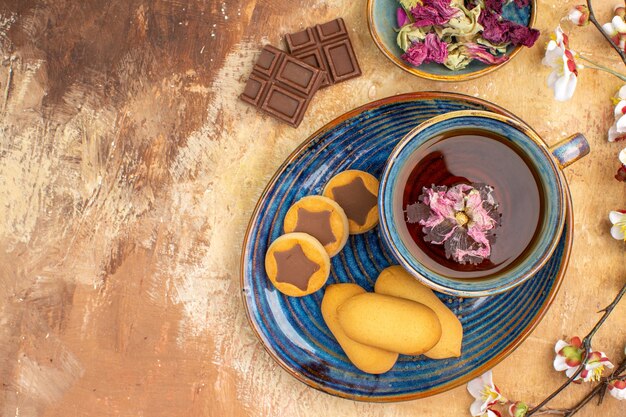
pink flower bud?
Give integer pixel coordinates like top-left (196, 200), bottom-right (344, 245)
top-left (615, 5), bottom-right (626, 19)
top-left (568, 5), bottom-right (589, 26)
top-left (508, 402), bottom-right (529, 417)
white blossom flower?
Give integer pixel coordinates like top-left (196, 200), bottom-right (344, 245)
top-left (553, 337), bottom-right (584, 376)
top-left (577, 351), bottom-right (614, 382)
top-left (568, 5), bottom-right (589, 26)
top-left (603, 22), bottom-right (618, 38)
top-left (602, 14), bottom-right (626, 50)
top-left (612, 15), bottom-right (626, 34)
top-left (609, 209), bottom-right (626, 240)
top-left (554, 338), bottom-right (614, 382)
top-left (608, 86), bottom-right (626, 142)
top-left (542, 26), bottom-right (579, 101)
top-left (608, 379), bottom-right (626, 400)
top-left (467, 371), bottom-right (506, 417)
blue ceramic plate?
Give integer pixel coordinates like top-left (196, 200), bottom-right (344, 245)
top-left (240, 92), bottom-right (572, 401)
top-left (367, 0), bottom-right (536, 81)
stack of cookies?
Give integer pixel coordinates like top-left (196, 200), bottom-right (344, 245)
top-left (322, 267), bottom-right (463, 374)
top-left (264, 170), bottom-right (379, 296)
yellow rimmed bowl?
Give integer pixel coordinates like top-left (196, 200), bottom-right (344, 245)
top-left (366, 0), bottom-right (537, 81)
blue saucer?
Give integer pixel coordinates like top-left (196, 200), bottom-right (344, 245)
top-left (240, 92), bottom-right (571, 401)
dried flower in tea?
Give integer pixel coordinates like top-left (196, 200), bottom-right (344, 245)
top-left (406, 183), bottom-right (500, 265)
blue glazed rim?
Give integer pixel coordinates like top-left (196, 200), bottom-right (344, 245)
top-left (366, 0), bottom-right (536, 81)
top-left (379, 110), bottom-right (566, 297)
top-left (240, 93), bottom-right (572, 402)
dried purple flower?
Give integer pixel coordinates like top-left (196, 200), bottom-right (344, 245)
top-left (465, 43), bottom-right (509, 64)
top-left (479, 11), bottom-right (540, 47)
top-left (401, 33), bottom-right (449, 66)
top-left (410, 0), bottom-right (459, 27)
top-left (402, 41), bottom-right (429, 66)
top-left (484, 0), bottom-right (505, 15)
top-left (481, 0), bottom-right (529, 14)
top-left (424, 33), bottom-right (449, 63)
top-left (406, 183), bottom-right (500, 265)
top-left (397, 7), bottom-right (410, 27)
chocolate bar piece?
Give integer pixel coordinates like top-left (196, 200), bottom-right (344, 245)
top-left (240, 45), bottom-right (325, 128)
top-left (285, 18), bottom-right (361, 88)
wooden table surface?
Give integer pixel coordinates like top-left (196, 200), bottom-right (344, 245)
top-left (1, 1), bottom-right (625, 416)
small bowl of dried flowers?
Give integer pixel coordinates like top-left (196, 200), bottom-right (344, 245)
top-left (367, 0), bottom-right (539, 81)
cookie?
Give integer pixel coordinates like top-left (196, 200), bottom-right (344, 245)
top-left (375, 266), bottom-right (463, 359)
top-left (321, 284), bottom-right (398, 374)
top-left (337, 292), bottom-right (442, 355)
top-left (283, 195), bottom-right (349, 257)
top-left (323, 170), bottom-right (379, 234)
top-left (265, 232), bottom-right (331, 297)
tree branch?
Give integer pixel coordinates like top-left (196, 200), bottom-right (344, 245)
top-left (562, 382), bottom-right (605, 417)
top-left (563, 357), bottom-right (626, 416)
top-left (587, 0), bottom-right (626, 66)
top-left (526, 282), bottom-right (626, 416)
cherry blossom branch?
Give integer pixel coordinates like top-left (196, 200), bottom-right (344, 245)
top-left (526, 358), bottom-right (626, 417)
top-left (525, 282), bottom-right (626, 417)
top-left (524, 352), bottom-right (626, 417)
top-left (562, 357), bottom-right (626, 417)
top-left (562, 381), bottom-right (605, 417)
top-left (531, 409), bottom-right (569, 415)
top-left (586, 0), bottom-right (626, 66)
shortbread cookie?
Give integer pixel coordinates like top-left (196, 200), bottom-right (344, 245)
top-left (264, 232), bottom-right (330, 297)
top-left (321, 284), bottom-right (398, 374)
top-left (323, 170), bottom-right (379, 234)
top-left (283, 196), bottom-right (349, 257)
top-left (375, 266), bottom-right (463, 359)
top-left (337, 292), bottom-right (442, 355)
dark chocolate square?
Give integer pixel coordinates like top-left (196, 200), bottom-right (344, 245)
top-left (323, 39), bottom-right (359, 81)
top-left (239, 45), bottom-right (325, 128)
top-left (262, 85), bottom-right (306, 122)
top-left (254, 46), bottom-right (281, 77)
top-left (285, 28), bottom-right (316, 52)
top-left (276, 56), bottom-right (318, 95)
top-left (240, 74), bottom-right (267, 107)
top-left (294, 48), bottom-right (330, 87)
top-left (284, 18), bottom-right (361, 87)
top-left (316, 18), bottom-right (346, 42)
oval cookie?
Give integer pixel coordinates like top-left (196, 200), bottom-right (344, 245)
top-left (337, 292), bottom-right (442, 355)
top-left (375, 266), bottom-right (463, 359)
top-left (321, 284), bottom-right (398, 374)
top-left (323, 170), bottom-right (379, 234)
top-left (265, 233), bottom-right (331, 297)
top-left (283, 196), bottom-right (349, 257)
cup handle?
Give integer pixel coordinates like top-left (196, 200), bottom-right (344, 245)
top-left (549, 133), bottom-right (590, 170)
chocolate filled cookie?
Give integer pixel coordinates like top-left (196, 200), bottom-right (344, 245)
top-left (264, 232), bottom-right (331, 297)
top-left (323, 170), bottom-right (380, 234)
top-left (283, 195), bottom-right (349, 257)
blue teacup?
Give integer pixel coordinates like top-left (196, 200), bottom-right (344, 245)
top-left (379, 110), bottom-right (589, 297)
